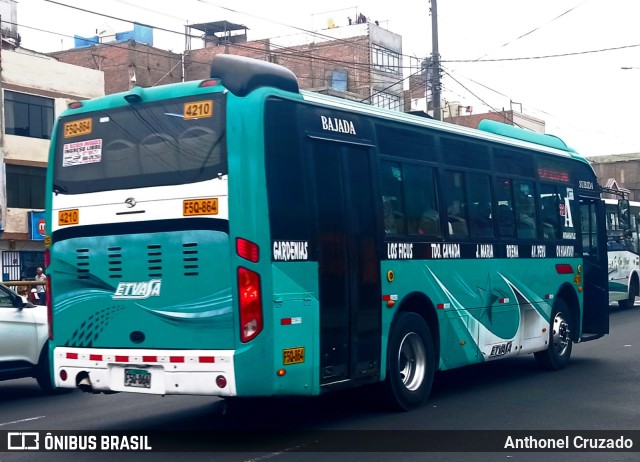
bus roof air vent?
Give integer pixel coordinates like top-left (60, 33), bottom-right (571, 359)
top-left (209, 54), bottom-right (299, 97)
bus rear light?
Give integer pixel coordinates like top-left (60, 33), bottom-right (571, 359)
top-left (555, 264), bottom-right (573, 274)
top-left (67, 101), bottom-right (83, 109)
top-left (236, 238), bottom-right (259, 263)
top-left (46, 274), bottom-right (53, 340)
top-left (44, 249), bottom-right (50, 268)
top-left (215, 375), bottom-right (227, 388)
top-left (199, 79), bottom-right (219, 88)
top-left (59, 369), bottom-right (68, 381)
top-left (66, 352), bottom-right (78, 359)
top-left (238, 267), bottom-right (263, 343)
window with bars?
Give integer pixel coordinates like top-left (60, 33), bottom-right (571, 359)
top-left (371, 44), bottom-right (401, 74)
top-left (371, 92), bottom-right (401, 111)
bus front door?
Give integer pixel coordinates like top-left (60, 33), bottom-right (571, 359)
top-left (309, 139), bottom-right (382, 386)
top-left (580, 197), bottom-right (609, 339)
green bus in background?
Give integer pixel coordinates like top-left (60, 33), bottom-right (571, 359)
top-left (45, 54), bottom-right (609, 411)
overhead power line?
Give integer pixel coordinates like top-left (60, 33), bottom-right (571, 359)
top-left (474, 0), bottom-right (592, 61)
top-left (444, 43), bottom-right (640, 63)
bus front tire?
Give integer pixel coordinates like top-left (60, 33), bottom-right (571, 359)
top-left (534, 300), bottom-right (573, 370)
top-left (618, 279), bottom-right (638, 310)
top-left (383, 312), bottom-right (435, 411)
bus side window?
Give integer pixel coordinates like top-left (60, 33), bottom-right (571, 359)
top-left (540, 184), bottom-right (561, 240)
top-left (380, 161), bottom-right (406, 235)
top-left (515, 182), bottom-right (538, 239)
top-left (466, 173), bottom-right (493, 237)
top-left (404, 165), bottom-right (441, 236)
top-left (444, 170), bottom-right (468, 237)
top-left (496, 178), bottom-right (516, 238)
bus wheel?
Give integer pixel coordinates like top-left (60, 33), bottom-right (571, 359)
top-left (534, 300), bottom-right (573, 370)
top-left (384, 312), bottom-right (435, 411)
top-left (618, 278), bottom-right (638, 310)
top-left (36, 346), bottom-right (70, 394)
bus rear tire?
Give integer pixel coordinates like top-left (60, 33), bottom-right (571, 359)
top-left (618, 278), bottom-right (638, 310)
top-left (534, 300), bottom-right (573, 370)
top-left (383, 312), bottom-right (435, 411)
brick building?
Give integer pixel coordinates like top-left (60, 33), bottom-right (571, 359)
top-left (588, 153), bottom-right (640, 201)
top-left (48, 18), bottom-right (405, 111)
top-left (48, 24), bottom-right (182, 95)
top-left (442, 108), bottom-right (545, 134)
top-left (185, 20), bottom-right (404, 110)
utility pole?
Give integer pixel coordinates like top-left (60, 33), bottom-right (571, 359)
top-left (430, 0), bottom-right (441, 120)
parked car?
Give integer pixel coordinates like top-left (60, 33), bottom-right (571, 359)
top-left (0, 282), bottom-right (55, 392)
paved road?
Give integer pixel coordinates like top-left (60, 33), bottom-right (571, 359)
top-left (1, 304), bottom-right (639, 462)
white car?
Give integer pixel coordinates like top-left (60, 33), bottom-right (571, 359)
top-left (0, 282), bottom-right (55, 392)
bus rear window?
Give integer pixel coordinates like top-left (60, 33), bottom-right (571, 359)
top-left (53, 94), bottom-right (227, 194)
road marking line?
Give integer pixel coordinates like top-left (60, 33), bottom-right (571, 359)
top-left (0, 416), bottom-right (46, 427)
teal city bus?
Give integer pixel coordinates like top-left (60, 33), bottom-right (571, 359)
top-left (45, 54), bottom-right (608, 411)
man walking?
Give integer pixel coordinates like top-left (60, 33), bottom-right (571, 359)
top-left (35, 267), bottom-right (46, 305)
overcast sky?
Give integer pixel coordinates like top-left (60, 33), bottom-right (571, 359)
top-left (14, 0), bottom-right (640, 157)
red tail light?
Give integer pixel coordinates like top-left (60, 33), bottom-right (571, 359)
top-left (238, 267), bottom-right (263, 343)
top-left (46, 274), bottom-right (53, 340)
top-left (236, 238), bottom-right (259, 263)
top-left (199, 79), bottom-right (219, 87)
top-left (44, 249), bottom-right (50, 268)
top-left (555, 264), bottom-right (573, 274)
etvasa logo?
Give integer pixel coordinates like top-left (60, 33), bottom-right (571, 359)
top-left (113, 280), bottom-right (162, 300)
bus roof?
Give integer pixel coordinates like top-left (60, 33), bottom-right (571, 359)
top-left (300, 90), bottom-right (588, 164)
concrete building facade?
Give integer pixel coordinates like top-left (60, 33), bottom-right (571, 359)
top-left (0, 47), bottom-right (104, 280)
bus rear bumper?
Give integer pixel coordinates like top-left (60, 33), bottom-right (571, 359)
top-left (53, 347), bottom-right (237, 396)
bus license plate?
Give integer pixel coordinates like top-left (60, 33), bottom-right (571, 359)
top-left (124, 369), bottom-right (151, 388)
top-left (58, 209), bottom-right (79, 225)
top-left (63, 118), bottom-right (93, 138)
top-left (283, 347), bottom-right (305, 365)
top-left (183, 198), bottom-right (218, 216)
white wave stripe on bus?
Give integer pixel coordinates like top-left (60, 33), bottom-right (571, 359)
top-left (53, 288), bottom-right (233, 322)
top-left (141, 292), bottom-right (233, 320)
top-left (425, 267), bottom-right (516, 347)
top-left (53, 288), bottom-right (116, 313)
top-left (425, 267), bottom-right (548, 357)
top-left (497, 272), bottom-right (552, 320)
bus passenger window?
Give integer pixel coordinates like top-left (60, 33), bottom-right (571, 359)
top-left (515, 182), bottom-right (537, 239)
top-left (444, 170), bottom-right (468, 237)
top-left (448, 200), bottom-right (468, 237)
top-left (404, 165), bottom-right (441, 236)
top-left (496, 178), bottom-right (516, 237)
top-left (380, 161), bottom-right (406, 235)
top-left (540, 184), bottom-right (561, 240)
top-left (466, 173), bottom-right (493, 237)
